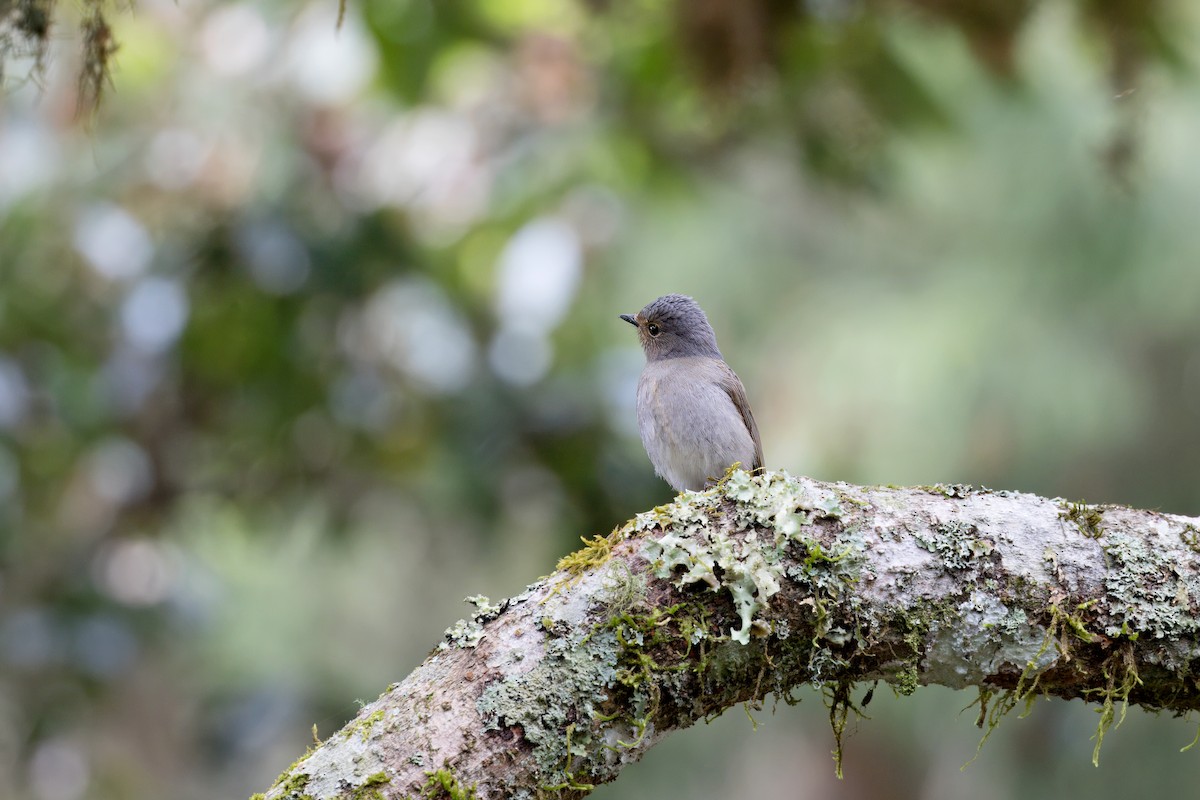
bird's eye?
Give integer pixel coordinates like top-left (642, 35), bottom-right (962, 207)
top-left (647, 323), bottom-right (661, 337)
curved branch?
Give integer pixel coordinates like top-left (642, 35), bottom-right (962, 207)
top-left (256, 471), bottom-right (1200, 799)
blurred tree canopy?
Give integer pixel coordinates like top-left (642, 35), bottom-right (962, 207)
top-left (2, 1), bottom-right (1200, 799)
top-left (0, 0), bottom-right (1186, 171)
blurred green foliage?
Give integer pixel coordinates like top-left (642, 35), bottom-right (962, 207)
top-left (1, 1), bottom-right (1200, 799)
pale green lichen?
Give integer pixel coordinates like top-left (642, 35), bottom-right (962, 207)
top-left (464, 595), bottom-right (502, 618)
top-left (1102, 532), bottom-right (1200, 638)
top-left (642, 470), bottom-right (859, 645)
top-left (441, 618), bottom-right (484, 649)
top-left (473, 472), bottom-right (864, 788)
top-left (439, 595), bottom-right (505, 650)
top-left (475, 626), bottom-right (620, 785)
top-left (915, 521), bottom-right (993, 571)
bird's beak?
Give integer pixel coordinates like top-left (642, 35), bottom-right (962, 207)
top-left (619, 314), bottom-right (637, 327)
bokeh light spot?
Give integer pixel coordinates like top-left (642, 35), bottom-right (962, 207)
top-left (95, 538), bottom-right (176, 607)
top-left (488, 324), bottom-right (552, 386)
top-left (73, 205), bottom-right (153, 281)
top-left (286, 5), bottom-right (377, 104)
top-left (494, 217), bottom-right (581, 332)
top-left (145, 128), bottom-right (210, 191)
top-left (0, 119), bottom-right (58, 208)
top-left (361, 279), bottom-right (477, 394)
top-left (85, 438), bottom-right (154, 507)
top-left (29, 738), bottom-right (89, 800)
top-left (200, 4), bottom-right (273, 78)
top-left (120, 277), bottom-right (189, 354)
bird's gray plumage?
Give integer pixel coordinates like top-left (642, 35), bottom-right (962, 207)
top-left (621, 294), bottom-right (763, 491)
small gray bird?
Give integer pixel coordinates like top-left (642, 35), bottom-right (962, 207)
top-left (621, 294), bottom-right (763, 492)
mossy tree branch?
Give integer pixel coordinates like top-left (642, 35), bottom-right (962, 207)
top-left (256, 471), bottom-right (1200, 800)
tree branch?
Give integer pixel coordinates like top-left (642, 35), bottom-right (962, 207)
top-left (255, 471), bottom-right (1200, 799)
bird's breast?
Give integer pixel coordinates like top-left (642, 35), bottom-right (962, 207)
top-left (636, 357), bottom-right (757, 490)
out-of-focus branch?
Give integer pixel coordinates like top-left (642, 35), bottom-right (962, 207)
top-left (256, 471), bottom-right (1200, 799)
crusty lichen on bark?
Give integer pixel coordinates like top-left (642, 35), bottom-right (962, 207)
top-left (258, 470), bottom-right (1200, 800)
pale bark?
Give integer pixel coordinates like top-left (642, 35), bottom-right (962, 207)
top-left (256, 471), bottom-right (1200, 800)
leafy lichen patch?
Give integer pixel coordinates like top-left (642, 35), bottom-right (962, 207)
top-left (441, 618), bottom-right (485, 650)
top-left (1102, 531), bottom-right (1200, 639)
top-left (439, 596), bottom-right (506, 651)
top-left (640, 469), bottom-right (858, 645)
top-left (475, 625), bottom-right (620, 786)
top-left (914, 521), bottom-right (994, 572)
top-left (249, 475), bottom-right (1200, 798)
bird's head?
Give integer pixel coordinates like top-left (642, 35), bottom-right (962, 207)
top-left (620, 294), bottom-right (722, 361)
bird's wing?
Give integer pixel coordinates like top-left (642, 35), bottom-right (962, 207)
top-left (717, 362), bottom-right (764, 473)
